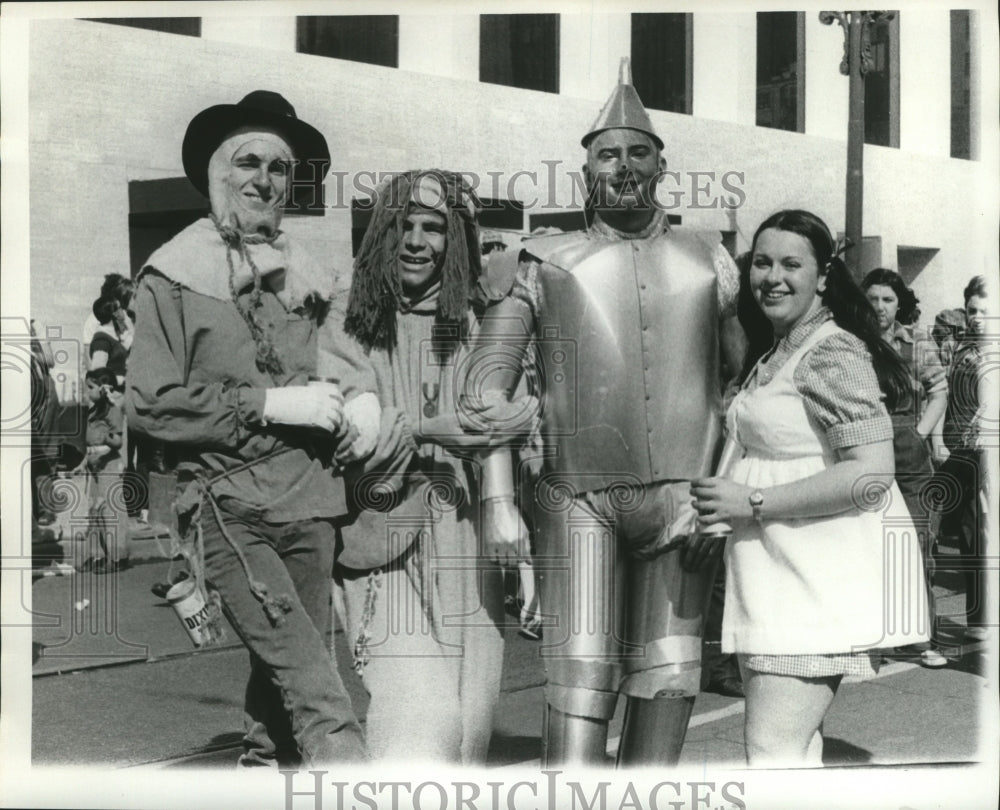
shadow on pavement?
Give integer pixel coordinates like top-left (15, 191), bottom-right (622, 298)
top-left (947, 649), bottom-right (989, 678)
top-left (823, 737), bottom-right (873, 765)
top-left (151, 733), bottom-right (245, 769)
top-left (487, 734), bottom-right (542, 766)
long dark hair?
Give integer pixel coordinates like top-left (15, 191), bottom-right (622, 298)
top-left (92, 294), bottom-right (120, 329)
top-left (344, 170), bottom-right (482, 355)
top-left (100, 273), bottom-right (134, 312)
top-left (738, 209), bottom-right (911, 411)
top-left (861, 267), bottom-right (920, 325)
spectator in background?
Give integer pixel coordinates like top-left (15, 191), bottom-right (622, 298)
top-left (932, 307), bottom-right (966, 373)
top-left (862, 268), bottom-right (949, 667)
top-left (83, 273), bottom-right (135, 351)
top-left (479, 229), bottom-right (507, 266)
top-left (83, 277), bottom-right (155, 530)
top-left (939, 275), bottom-right (991, 642)
top-left (30, 319), bottom-right (61, 526)
top-left (81, 367), bottom-right (128, 573)
top-left (90, 293), bottom-right (136, 529)
top-left (89, 294), bottom-right (130, 386)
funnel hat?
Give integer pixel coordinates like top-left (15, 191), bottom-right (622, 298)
top-left (182, 90), bottom-right (330, 197)
top-left (581, 58), bottom-right (664, 150)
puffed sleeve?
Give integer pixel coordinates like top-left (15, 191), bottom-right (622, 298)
top-left (793, 331), bottom-right (893, 449)
top-left (712, 243), bottom-right (740, 318)
top-left (124, 271), bottom-right (267, 449)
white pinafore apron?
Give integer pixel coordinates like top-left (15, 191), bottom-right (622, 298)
top-left (721, 320), bottom-right (930, 656)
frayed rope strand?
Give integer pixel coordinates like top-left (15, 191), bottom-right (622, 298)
top-left (204, 487), bottom-right (294, 627)
top-left (352, 568), bottom-right (383, 673)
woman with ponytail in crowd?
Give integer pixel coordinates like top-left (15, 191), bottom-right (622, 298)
top-left (692, 209), bottom-right (929, 767)
top-left (336, 170), bottom-right (535, 763)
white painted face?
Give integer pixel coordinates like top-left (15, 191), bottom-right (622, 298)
top-left (208, 127), bottom-right (293, 236)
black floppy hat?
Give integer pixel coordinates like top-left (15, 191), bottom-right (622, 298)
top-left (181, 90), bottom-right (330, 197)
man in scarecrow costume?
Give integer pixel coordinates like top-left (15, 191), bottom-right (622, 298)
top-left (460, 61), bottom-right (746, 765)
top-left (126, 91), bottom-right (377, 766)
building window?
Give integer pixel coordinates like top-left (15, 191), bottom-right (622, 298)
top-left (85, 18), bottom-right (201, 37)
top-left (864, 13), bottom-right (899, 148)
top-left (480, 15), bottom-right (559, 93)
top-left (296, 16), bottom-right (398, 67)
top-left (631, 14), bottom-right (692, 115)
top-left (950, 10), bottom-right (972, 159)
top-left (756, 12), bottom-right (804, 132)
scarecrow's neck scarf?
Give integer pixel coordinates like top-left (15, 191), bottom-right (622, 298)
top-left (140, 218), bottom-right (333, 376)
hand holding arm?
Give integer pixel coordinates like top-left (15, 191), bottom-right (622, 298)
top-left (263, 385), bottom-right (344, 433)
top-left (334, 392), bottom-right (381, 463)
top-left (460, 295), bottom-right (534, 423)
top-left (415, 393), bottom-right (539, 456)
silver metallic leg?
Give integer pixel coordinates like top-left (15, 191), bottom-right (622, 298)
top-left (616, 696), bottom-right (694, 767)
top-left (536, 493), bottom-right (624, 768)
top-left (543, 705), bottom-right (611, 766)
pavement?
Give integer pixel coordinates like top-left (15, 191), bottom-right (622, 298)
top-left (26, 536), bottom-right (997, 773)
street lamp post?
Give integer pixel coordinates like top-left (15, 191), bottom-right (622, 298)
top-left (820, 10), bottom-right (896, 279)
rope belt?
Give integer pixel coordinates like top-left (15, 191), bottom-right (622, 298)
top-left (176, 447), bottom-right (299, 640)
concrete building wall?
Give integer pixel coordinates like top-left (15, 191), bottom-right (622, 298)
top-left (26, 16), bottom-right (993, 392)
top-left (899, 8), bottom-right (952, 158)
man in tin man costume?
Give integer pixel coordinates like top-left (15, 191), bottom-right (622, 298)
top-left (461, 60), bottom-right (745, 765)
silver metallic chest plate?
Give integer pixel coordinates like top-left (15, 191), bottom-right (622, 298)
top-left (530, 229), bottom-right (723, 492)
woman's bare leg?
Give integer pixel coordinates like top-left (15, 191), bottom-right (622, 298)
top-left (743, 669), bottom-right (841, 767)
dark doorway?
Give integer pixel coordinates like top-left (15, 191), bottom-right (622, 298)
top-left (127, 178), bottom-right (209, 278)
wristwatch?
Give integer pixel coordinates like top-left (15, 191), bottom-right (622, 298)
top-left (749, 490), bottom-right (764, 523)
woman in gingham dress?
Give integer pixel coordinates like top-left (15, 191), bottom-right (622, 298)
top-left (692, 210), bottom-right (929, 767)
